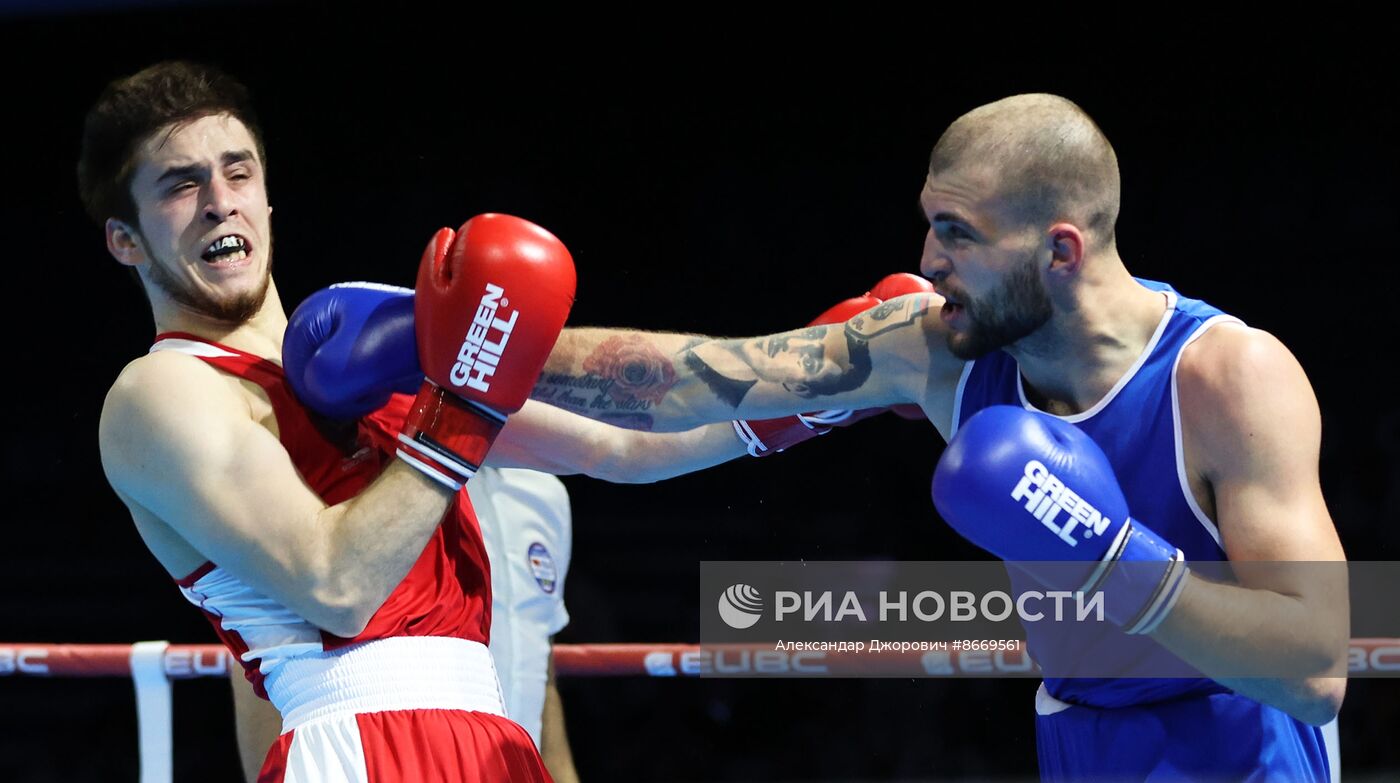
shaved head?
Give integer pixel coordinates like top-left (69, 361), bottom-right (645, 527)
top-left (929, 94), bottom-right (1120, 245)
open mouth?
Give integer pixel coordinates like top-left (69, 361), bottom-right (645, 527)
top-left (201, 234), bottom-right (250, 264)
top-left (939, 293), bottom-right (965, 323)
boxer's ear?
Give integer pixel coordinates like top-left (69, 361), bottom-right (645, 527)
top-left (1046, 223), bottom-right (1085, 277)
top-left (106, 218), bottom-right (145, 267)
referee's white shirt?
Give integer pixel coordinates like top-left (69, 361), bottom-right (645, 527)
top-left (468, 467), bottom-right (573, 749)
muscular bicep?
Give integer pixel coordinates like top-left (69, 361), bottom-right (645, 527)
top-left (1174, 327), bottom-right (1348, 704)
top-left (1181, 326), bottom-right (1342, 565)
top-left (100, 355), bottom-right (334, 610)
top-left (1181, 324), bottom-right (1344, 619)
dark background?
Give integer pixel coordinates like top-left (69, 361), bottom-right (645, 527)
top-left (1, 4), bottom-right (1397, 781)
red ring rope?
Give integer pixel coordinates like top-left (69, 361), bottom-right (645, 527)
top-left (2, 640), bottom-right (1395, 678)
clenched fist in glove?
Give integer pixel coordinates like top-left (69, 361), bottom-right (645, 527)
top-left (396, 214), bottom-right (576, 490)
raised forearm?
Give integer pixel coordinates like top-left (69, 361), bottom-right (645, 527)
top-left (312, 462), bottom-right (453, 636)
top-left (1149, 574), bottom-right (1347, 724)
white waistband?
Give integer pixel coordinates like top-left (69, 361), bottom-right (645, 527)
top-left (1035, 681), bottom-right (1073, 716)
top-left (266, 637), bottom-right (506, 731)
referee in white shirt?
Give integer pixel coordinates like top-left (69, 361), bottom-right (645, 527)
top-left (468, 467), bottom-right (579, 781)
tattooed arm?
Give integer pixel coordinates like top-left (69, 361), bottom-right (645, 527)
top-left (534, 293), bottom-right (960, 432)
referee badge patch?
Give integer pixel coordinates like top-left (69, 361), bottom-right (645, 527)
top-left (527, 542), bottom-right (558, 594)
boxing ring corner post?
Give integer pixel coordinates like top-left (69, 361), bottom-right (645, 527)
top-left (131, 640), bottom-right (173, 783)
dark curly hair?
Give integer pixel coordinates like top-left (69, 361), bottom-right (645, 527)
top-left (77, 60), bottom-right (267, 226)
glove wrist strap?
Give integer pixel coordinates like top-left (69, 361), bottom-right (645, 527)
top-left (396, 380), bottom-right (506, 490)
top-left (1083, 519), bottom-right (1190, 635)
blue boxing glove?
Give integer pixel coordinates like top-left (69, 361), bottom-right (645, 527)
top-left (282, 282), bottom-right (424, 420)
top-left (932, 406), bottom-right (1189, 635)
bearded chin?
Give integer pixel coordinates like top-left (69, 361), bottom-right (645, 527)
top-left (145, 246), bottom-right (273, 325)
top-left (945, 261), bottom-right (1052, 360)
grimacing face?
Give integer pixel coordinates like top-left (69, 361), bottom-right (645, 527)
top-left (118, 113), bottom-right (273, 324)
top-left (917, 171), bottom-right (1052, 359)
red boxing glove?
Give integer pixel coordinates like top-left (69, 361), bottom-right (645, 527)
top-left (734, 273), bottom-right (934, 456)
top-left (866, 272), bottom-right (934, 303)
top-left (397, 214), bottom-right (576, 489)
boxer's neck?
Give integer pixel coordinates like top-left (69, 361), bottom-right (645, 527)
top-left (1008, 266), bottom-right (1167, 416)
top-left (151, 279), bottom-right (288, 362)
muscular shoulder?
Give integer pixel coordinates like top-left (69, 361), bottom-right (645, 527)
top-left (100, 351), bottom-right (252, 489)
top-left (1177, 323), bottom-right (1312, 411)
top-left (1176, 322), bottom-right (1320, 479)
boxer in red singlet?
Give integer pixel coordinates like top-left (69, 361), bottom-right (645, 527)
top-left (79, 61), bottom-right (746, 781)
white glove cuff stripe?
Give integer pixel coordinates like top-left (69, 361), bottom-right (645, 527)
top-left (1125, 551), bottom-right (1189, 636)
top-left (803, 409), bottom-right (853, 426)
top-left (732, 420), bottom-right (769, 457)
top-left (1080, 519), bottom-right (1132, 594)
top-left (395, 448), bottom-right (466, 492)
top-left (395, 433), bottom-right (477, 481)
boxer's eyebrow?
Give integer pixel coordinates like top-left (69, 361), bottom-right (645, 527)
top-left (155, 151), bottom-right (256, 184)
top-left (918, 199), bottom-right (975, 230)
top-left (155, 163), bottom-right (205, 184)
top-left (222, 149), bottom-right (256, 167)
top-left (933, 212), bottom-right (984, 241)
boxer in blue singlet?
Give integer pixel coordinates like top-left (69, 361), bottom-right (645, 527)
top-left (527, 93), bottom-right (1347, 781)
